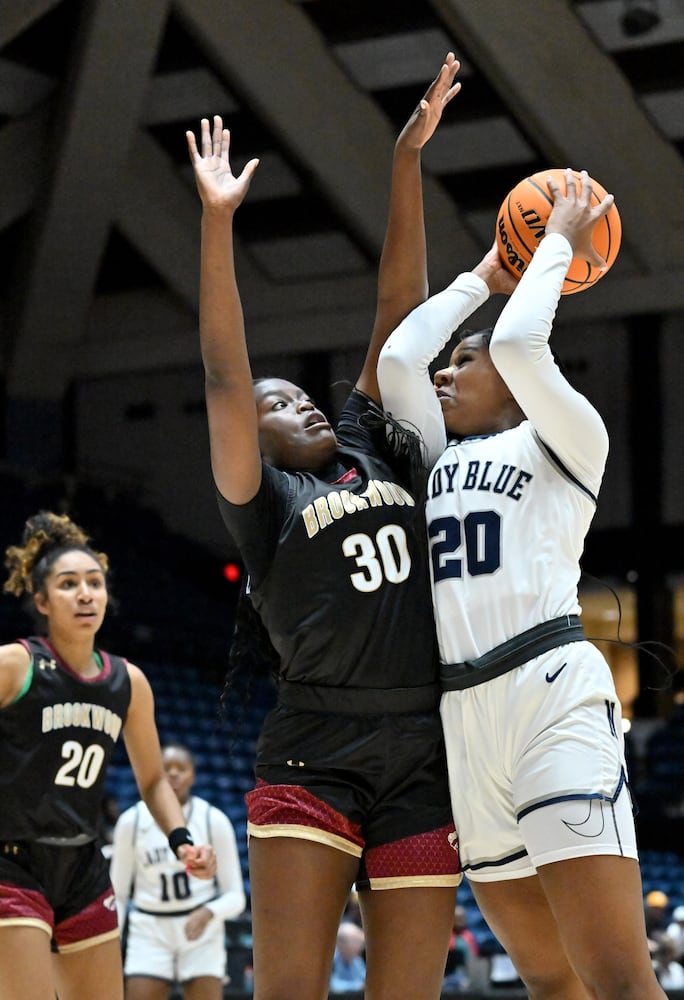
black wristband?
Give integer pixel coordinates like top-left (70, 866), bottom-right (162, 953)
top-left (168, 827), bottom-right (194, 857)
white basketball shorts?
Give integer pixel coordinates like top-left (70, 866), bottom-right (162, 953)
top-left (124, 909), bottom-right (226, 982)
top-left (440, 640), bottom-right (638, 882)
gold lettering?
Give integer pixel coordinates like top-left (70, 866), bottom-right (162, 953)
top-left (302, 504), bottom-right (319, 538)
top-left (313, 496), bottom-right (333, 528)
top-left (363, 482), bottom-right (383, 507)
top-left (373, 480), bottom-right (395, 505)
top-left (340, 490), bottom-right (358, 514)
top-left (327, 492), bottom-right (345, 519)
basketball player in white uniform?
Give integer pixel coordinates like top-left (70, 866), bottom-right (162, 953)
top-left (111, 744), bottom-right (245, 999)
top-left (378, 170), bottom-right (666, 999)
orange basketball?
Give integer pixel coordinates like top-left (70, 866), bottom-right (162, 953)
top-left (495, 168), bottom-right (621, 295)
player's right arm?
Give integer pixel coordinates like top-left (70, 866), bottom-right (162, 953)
top-left (378, 246), bottom-right (510, 465)
top-left (186, 117), bottom-right (261, 505)
top-left (0, 642), bottom-right (31, 708)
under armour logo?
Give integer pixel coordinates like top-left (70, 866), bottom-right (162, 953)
top-left (38, 657), bottom-right (57, 671)
top-left (286, 759), bottom-right (305, 767)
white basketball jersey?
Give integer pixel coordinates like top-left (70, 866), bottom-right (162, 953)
top-left (426, 421), bottom-right (597, 666)
top-left (123, 797), bottom-right (220, 915)
top-left (378, 233), bottom-right (610, 671)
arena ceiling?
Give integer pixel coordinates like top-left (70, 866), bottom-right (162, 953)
top-left (1, 0), bottom-right (684, 408)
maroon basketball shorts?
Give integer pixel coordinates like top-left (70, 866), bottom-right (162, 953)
top-left (247, 704), bottom-right (461, 890)
top-left (0, 840), bottom-right (118, 952)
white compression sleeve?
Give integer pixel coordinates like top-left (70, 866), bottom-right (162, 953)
top-left (378, 273), bottom-right (490, 465)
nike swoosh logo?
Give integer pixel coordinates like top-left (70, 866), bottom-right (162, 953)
top-left (563, 799), bottom-right (606, 839)
top-left (545, 662), bottom-right (567, 683)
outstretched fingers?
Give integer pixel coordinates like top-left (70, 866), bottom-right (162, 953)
top-left (546, 168), bottom-right (613, 268)
top-left (186, 115), bottom-right (260, 210)
top-left (185, 127), bottom-right (199, 162)
top-left (578, 170), bottom-right (615, 268)
top-left (185, 117), bottom-right (213, 164)
top-left (201, 115), bottom-right (214, 156)
top-left (241, 156), bottom-right (261, 185)
top-left (212, 115), bottom-right (231, 162)
top-left (425, 51), bottom-right (462, 108)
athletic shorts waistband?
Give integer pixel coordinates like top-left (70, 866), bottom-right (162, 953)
top-left (34, 834), bottom-right (96, 847)
top-left (134, 905), bottom-right (204, 918)
top-left (441, 616), bottom-right (585, 690)
top-left (277, 680), bottom-right (440, 713)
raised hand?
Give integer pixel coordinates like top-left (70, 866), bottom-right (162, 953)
top-left (545, 168), bottom-right (614, 268)
top-left (396, 51), bottom-right (462, 152)
top-left (186, 115), bottom-right (259, 213)
top-left (473, 240), bottom-right (519, 296)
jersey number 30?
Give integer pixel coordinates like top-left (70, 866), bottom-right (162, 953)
top-left (429, 512), bottom-right (501, 581)
top-left (342, 525), bottom-right (410, 592)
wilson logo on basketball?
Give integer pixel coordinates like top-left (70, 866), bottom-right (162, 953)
top-left (496, 215), bottom-right (527, 275)
top-left (495, 168), bottom-right (621, 295)
top-left (517, 207), bottom-right (546, 241)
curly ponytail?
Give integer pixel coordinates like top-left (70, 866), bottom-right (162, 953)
top-left (4, 511), bottom-right (109, 598)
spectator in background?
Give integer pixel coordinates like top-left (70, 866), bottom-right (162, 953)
top-left (443, 904), bottom-right (479, 990)
top-left (488, 951), bottom-right (524, 991)
top-left (110, 743), bottom-right (245, 999)
top-left (652, 934), bottom-right (684, 990)
top-left (330, 922), bottom-right (366, 994)
top-left (645, 890), bottom-right (671, 951)
top-left (450, 904), bottom-right (479, 959)
top-left (666, 905), bottom-right (684, 961)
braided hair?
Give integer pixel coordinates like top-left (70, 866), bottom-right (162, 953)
top-left (4, 511), bottom-right (109, 599)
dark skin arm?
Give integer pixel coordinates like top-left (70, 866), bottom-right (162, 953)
top-left (185, 54), bottom-right (462, 502)
top-left (357, 52), bottom-right (462, 401)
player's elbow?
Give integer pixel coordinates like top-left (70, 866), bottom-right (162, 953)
top-left (377, 341), bottom-right (414, 410)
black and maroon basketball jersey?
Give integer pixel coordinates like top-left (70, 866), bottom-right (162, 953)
top-left (0, 636), bottom-right (131, 841)
top-left (218, 390), bottom-right (439, 693)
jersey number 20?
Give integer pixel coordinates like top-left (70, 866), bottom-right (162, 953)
top-left (429, 512), bottom-right (501, 581)
top-left (55, 740), bottom-right (106, 788)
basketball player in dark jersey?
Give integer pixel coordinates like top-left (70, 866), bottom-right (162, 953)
top-left (186, 56), bottom-right (464, 1000)
top-left (0, 512), bottom-right (216, 1000)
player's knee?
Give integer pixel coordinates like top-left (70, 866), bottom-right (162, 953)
top-left (514, 960), bottom-right (582, 999)
top-left (584, 967), bottom-right (662, 1000)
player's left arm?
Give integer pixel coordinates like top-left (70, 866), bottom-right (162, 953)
top-left (489, 232), bottom-right (608, 490)
top-left (357, 53), bottom-right (461, 401)
top-left (122, 663), bottom-right (216, 878)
